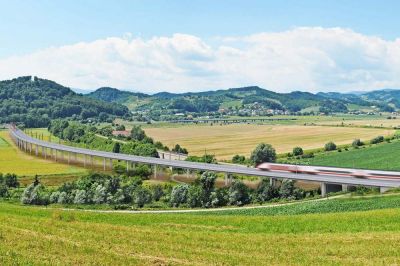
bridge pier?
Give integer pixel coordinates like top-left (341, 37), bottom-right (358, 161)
top-left (153, 165), bottom-right (157, 179)
top-left (321, 183), bottom-right (346, 197)
top-left (270, 178), bottom-right (276, 187)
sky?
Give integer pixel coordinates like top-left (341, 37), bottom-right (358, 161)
top-left (0, 0), bottom-right (400, 93)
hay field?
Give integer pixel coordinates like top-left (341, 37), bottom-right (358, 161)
top-left (144, 124), bottom-right (394, 159)
top-left (0, 130), bottom-right (86, 177)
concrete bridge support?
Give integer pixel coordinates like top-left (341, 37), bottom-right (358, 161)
top-left (380, 187), bottom-right (390, 193)
top-left (321, 183), bottom-right (348, 197)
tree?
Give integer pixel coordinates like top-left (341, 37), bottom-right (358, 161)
top-left (256, 178), bottom-right (279, 203)
top-left (21, 183), bottom-right (49, 205)
top-left (250, 143), bottom-right (276, 165)
top-left (92, 184), bottom-right (106, 204)
top-left (187, 185), bottom-right (203, 208)
top-left (169, 184), bottom-right (189, 207)
top-left (132, 187), bottom-right (152, 208)
top-left (324, 141), bottom-right (337, 151)
top-left (279, 179), bottom-right (296, 199)
top-left (131, 125), bottom-right (146, 141)
top-left (371, 136), bottom-right (384, 144)
top-left (292, 147), bottom-right (304, 156)
top-left (228, 180), bottom-right (250, 206)
top-left (152, 185), bottom-right (164, 201)
top-left (112, 142), bottom-right (121, 153)
top-left (199, 171), bottom-right (217, 207)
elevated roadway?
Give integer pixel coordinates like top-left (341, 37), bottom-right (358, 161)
top-left (9, 127), bottom-right (400, 196)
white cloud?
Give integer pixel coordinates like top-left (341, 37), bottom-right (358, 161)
top-left (1, 28), bottom-right (400, 93)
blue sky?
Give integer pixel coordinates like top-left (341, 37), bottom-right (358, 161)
top-left (1, 0), bottom-right (399, 58)
top-left (0, 0), bottom-right (400, 93)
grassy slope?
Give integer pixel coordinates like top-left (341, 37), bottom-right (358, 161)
top-left (1, 195), bottom-right (400, 265)
top-left (296, 141), bottom-right (400, 171)
top-left (0, 130), bottom-right (86, 182)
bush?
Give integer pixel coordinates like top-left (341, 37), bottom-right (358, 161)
top-left (256, 178), bottom-right (279, 203)
top-left (232, 154), bottom-right (246, 164)
top-left (152, 185), bottom-right (164, 201)
top-left (324, 141), bottom-right (337, 151)
top-left (228, 180), bottom-right (251, 206)
top-left (352, 139), bottom-right (363, 148)
top-left (21, 183), bottom-right (49, 205)
top-left (132, 186), bottom-right (152, 208)
top-left (370, 136), bottom-right (384, 144)
top-left (292, 147), bottom-right (304, 156)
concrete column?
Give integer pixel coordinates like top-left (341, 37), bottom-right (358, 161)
top-left (153, 165), bottom-right (157, 179)
top-left (30, 143), bottom-right (32, 154)
top-left (270, 178), bottom-right (276, 187)
top-left (342, 184), bottom-right (348, 192)
top-left (60, 151), bottom-right (64, 161)
top-left (84, 155), bottom-right (86, 167)
top-left (186, 168), bottom-right (190, 178)
top-left (43, 147), bottom-right (47, 159)
top-left (42, 146), bottom-right (45, 157)
top-left (320, 183), bottom-right (327, 197)
top-left (103, 158), bottom-right (106, 171)
top-left (74, 153), bottom-right (77, 163)
top-left (224, 173), bottom-right (229, 186)
top-left (109, 159), bottom-right (113, 170)
top-left (35, 145), bottom-right (38, 156)
top-left (91, 155), bottom-right (94, 167)
top-left (68, 152), bottom-right (71, 164)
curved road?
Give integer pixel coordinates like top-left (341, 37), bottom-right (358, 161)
top-left (9, 128), bottom-right (400, 189)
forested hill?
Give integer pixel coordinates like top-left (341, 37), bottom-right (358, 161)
top-left (87, 85), bottom-right (397, 121)
top-left (0, 76), bottom-right (130, 127)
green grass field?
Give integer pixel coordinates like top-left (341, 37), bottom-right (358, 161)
top-left (0, 130), bottom-right (86, 180)
top-left (294, 141), bottom-right (400, 171)
top-left (1, 194), bottom-right (400, 265)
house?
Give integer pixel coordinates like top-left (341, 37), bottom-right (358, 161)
top-left (112, 130), bottom-right (130, 137)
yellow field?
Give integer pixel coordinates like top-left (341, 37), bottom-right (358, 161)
top-left (0, 130), bottom-right (86, 177)
top-left (145, 124), bottom-right (394, 159)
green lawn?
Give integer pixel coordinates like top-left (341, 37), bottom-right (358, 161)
top-left (294, 141), bottom-right (400, 171)
top-left (1, 195), bottom-right (400, 265)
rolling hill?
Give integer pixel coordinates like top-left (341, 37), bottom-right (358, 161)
top-left (0, 76), bottom-right (130, 127)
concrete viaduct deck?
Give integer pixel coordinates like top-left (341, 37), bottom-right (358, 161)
top-left (9, 127), bottom-right (400, 196)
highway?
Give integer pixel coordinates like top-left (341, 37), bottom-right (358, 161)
top-left (9, 127), bottom-right (400, 191)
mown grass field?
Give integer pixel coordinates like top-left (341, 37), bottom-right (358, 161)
top-left (1, 194), bottom-right (400, 265)
top-left (295, 140), bottom-right (400, 171)
top-left (144, 124), bottom-right (393, 159)
top-left (0, 130), bottom-right (86, 179)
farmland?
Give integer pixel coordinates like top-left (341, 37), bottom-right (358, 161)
top-left (1, 194), bottom-right (400, 265)
top-left (0, 130), bottom-right (86, 183)
top-left (144, 123), bottom-right (394, 159)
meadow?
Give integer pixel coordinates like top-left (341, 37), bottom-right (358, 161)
top-left (0, 130), bottom-right (86, 182)
top-left (293, 140), bottom-right (400, 171)
top-left (144, 123), bottom-right (393, 159)
top-left (1, 194), bottom-right (400, 265)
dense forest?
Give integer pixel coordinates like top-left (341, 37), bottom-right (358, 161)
top-left (0, 77), bottom-right (130, 127)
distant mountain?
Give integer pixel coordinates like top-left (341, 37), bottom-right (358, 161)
top-left (0, 77), bottom-right (130, 127)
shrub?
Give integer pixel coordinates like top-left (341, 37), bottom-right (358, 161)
top-left (21, 183), bottom-right (49, 205)
top-left (228, 180), bottom-right (251, 206)
top-left (73, 190), bottom-right (87, 204)
top-left (292, 147), bottom-right (304, 156)
top-left (324, 141), bottom-right (337, 151)
top-left (169, 184), bottom-right (189, 207)
top-left (152, 185), bottom-right (164, 201)
top-left (370, 136), bottom-right (384, 144)
top-left (232, 154), bottom-right (246, 164)
top-left (352, 139), bottom-right (364, 148)
top-left (132, 186), bottom-right (152, 208)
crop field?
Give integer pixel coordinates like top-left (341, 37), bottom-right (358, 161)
top-left (144, 124), bottom-right (394, 159)
top-left (1, 194), bottom-right (400, 265)
top-left (294, 140), bottom-right (400, 171)
top-left (0, 130), bottom-right (86, 178)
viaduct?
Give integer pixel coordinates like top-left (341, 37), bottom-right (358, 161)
top-left (9, 127), bottom-right (400, 197)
